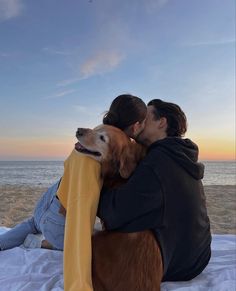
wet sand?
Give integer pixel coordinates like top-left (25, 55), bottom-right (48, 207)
top-left (0, 184), bottom-right (235, 234)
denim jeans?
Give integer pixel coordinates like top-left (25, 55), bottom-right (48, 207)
top-left (0, 180), bottom-right (65, 251)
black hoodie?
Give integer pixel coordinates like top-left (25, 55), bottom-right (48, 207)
top-left (97, 137), bottom-right (212, 281)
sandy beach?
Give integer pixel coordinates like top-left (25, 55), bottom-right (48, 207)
top-left (0, 184), bottom-right (235, 234)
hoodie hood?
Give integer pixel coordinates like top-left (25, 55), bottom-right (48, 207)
top-left (148, 137), bottom-right (204, 180)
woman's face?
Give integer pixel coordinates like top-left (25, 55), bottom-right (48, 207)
top-left (124, 119), bottom-right (146, 139)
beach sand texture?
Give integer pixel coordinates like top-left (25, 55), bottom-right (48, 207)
top-left (0, 185), bottom-right (235, 234)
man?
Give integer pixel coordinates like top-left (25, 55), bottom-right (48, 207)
top-left (97, 99), bottom-right (211, 281)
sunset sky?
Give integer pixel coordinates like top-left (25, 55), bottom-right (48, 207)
top-left (0, 0), bottom-right (235, 161)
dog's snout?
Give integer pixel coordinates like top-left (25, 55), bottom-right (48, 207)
top-left (76, 128), bottom-right (85, 137)
top-left (76, 128), bottom-right (91, 138)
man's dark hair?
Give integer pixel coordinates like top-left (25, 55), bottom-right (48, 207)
top-left (103, 94), bottom-right (147, 130)
top-left (148, 99), bottom-right (187, 137)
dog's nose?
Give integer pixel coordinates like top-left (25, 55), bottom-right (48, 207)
top-left (76, 128), bottom-right (85, 137)
top-left (76, 128), bottom-right (84, 136)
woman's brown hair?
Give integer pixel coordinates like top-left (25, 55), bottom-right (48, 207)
top-left (103, 94), bottom-right (147, 130)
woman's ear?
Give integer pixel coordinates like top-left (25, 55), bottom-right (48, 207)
top-left (132, 122), bottom-right (139, 137)
top-left (133, 120), bottom-right (146, 138)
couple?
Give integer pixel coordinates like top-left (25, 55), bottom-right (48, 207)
top-left (0, 94), bottom-right (211, 288)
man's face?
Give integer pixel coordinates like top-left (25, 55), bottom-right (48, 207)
top-left (137, 105), bottom-right (167, 146)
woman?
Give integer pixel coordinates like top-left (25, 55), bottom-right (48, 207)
top-left (0, 94), bottom-right (147, 252)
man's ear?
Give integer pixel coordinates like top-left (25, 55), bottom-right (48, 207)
top-left (158, 117), bottom-right (167, 129)
top-left (119, 146), bottom-right (137, 179)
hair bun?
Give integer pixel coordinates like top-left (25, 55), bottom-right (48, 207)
top-left (103, 111), bottom-right (119, 126)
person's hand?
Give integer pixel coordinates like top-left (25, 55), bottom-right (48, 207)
top-left (59, 204), bottom-right (67, 216)
top-left (100, 219), bottom-right (106, 230)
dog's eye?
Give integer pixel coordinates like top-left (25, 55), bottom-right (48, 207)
top-left (100, 135), bottom-right (106, 142)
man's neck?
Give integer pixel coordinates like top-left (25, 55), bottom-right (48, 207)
top-left (146, 133), bottom-right (167, 147)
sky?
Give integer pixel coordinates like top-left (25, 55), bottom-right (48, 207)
top-left (0, 0), bottom-right (235, 161)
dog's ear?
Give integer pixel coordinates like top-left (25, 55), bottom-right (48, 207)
top-left (119, 145), bottom-right (137, 179)
top-left (119, 142), bottom-right (146, 179)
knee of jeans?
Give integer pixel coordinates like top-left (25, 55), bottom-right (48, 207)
top-left (34, 183), bottom-right (60, 223)
top-left (25, 217), bottom-right (38, 233)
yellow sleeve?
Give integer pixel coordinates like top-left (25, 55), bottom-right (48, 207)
top-left (57, 149), bottom-right (102, 291)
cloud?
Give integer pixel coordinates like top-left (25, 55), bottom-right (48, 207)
top-left (0, 0), bottom-right (24, 21)
top-left (42, 47), bottom-right (72, 56)
top-left (183, 38), bottom-right (236, 47)
top-left (57, 78), bottom-right (81, 87)
top-left (0, 51), bottom-right (11, 57)
top-left (57, 50), bottom-right (125, 87)
top-left (44, 89), bottom-right (76, 99)
top-left (145, 0), bottom-right (169, 13)
top-left (80, 50), bottom-right (125, 78)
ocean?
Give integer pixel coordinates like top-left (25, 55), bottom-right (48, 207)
top-left (0, 161), bottom-right (235, 187)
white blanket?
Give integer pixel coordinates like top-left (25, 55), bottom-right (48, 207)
top-left (0, 227), bottom-right (235, 291)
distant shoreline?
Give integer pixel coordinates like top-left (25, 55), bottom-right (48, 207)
top-left (0, 160), bottom-right (235, 186)
top-left (0, 184), bottom-right (235, 234)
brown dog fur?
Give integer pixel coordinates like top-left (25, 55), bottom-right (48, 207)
top-left (92, 231), bottom-right (163, 291)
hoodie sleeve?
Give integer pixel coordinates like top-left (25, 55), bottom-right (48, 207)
top-left (97, 162), bottom-right (163, 231)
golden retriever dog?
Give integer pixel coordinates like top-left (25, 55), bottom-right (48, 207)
top-left (73, 124), bottom-right (163, 291)
top-left (75, 125), bottom-right (144, 185)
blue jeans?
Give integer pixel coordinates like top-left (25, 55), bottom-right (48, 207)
top-left (0, 180), bottom-right (65, 251)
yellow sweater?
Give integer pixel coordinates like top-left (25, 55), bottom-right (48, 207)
top-left (57, 149), bottom-right (102, 291)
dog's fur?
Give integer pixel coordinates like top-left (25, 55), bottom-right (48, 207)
top-left (75, 125), bottom-right (144, 185)
top-left (74, 125), bottom-right (163, 291)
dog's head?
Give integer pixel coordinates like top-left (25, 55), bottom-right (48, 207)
top-left (75, 125), bottom-right (144, 179)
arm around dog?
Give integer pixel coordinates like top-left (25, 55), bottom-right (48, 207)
top-left (97, 162), bottom-right (164, 231)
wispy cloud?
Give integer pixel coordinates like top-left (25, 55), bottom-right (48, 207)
top-left (57, 50), bottom-right (125, 87)
top-left (183, 38), bottom-right (236, 47)
top-left (42, 47), bottom-right (72, 56)
top-left (144, 0), bottom-right (169, 13)
top-left (0, 51), bottom-right (11, 57)
top-left (80, 50), bottom-right (124, 78)
top-left (0, 0), bottom-right (24, 21)
top-left (44, 89), bottom-right (76, 99)
top-left (57, 78), bottom-right (81, 87)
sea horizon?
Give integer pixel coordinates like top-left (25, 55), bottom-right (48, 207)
top-left (0, 160), bottom-right (235, 187)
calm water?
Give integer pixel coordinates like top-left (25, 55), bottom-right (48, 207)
top-left (0, 161), bottom-right (64, 187)
top-left (0, 161), bottom-right (235, 187)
